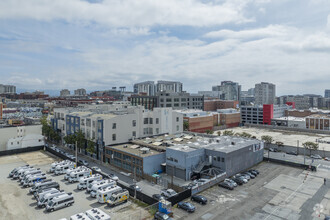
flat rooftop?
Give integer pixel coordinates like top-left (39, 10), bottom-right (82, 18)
top-left (168, 135), bottom-right (261, 153)
top-left (106, 143), bottom-right (164, 158)
top-left (218, 127), bottom-right (330, 151)
top-left (273, 116), bottom-right (306, 121)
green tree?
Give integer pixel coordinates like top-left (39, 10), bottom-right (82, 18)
top-left (63, 130), bottom-right (85, 150)
top-left (183, 121), bottom-right (189, 131)
top-left (205, 129), bottom-right (214, 134)
top-left (86, 139), bottom-right (96, 155)
top-left (223, 130), bottom-right (234, 136)
top-left (303, 142), bottom-right (318, 155)
top-left (275, 141), bottom-right (284, 151)
top-left (217, 131), bottom-right (221, 136)
top-left (261, 135), bottom-right (273, 148)
top-left (241, 132), bottom-right (252, 138)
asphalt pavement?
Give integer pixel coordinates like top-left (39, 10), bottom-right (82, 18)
top-left (264, 150), bottom-right (330, 171)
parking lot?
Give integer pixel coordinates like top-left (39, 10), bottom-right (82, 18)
top-left (0, 151), bottom-right (152, 220)
top-left (173, 162), bottom-right (330, 220)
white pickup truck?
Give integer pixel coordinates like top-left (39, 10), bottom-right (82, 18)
top-left (161, 189), bottom-right (178, 198)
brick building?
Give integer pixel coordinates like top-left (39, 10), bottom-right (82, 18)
top-left (204, 99), bottom-right (239, 111)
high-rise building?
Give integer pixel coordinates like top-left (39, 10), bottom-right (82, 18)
top-left (212, 81), bottom-right (241, 101)
top-left (60, 89), bottom-right (70, 97)
top-left (325, 90), bottom-right (330, 98)
top-left (133, 81), bottom-right (155, 96)
top-left (0, 84), bottom-right (16, 94)
top-left (156, 80), bottom-right (183, 93)
top-left (74, 88), bottom-right (86, 96)
top-left (254, 82), bottom-right (276, 105)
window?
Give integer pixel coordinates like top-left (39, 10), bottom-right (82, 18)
top-left (166, 98), bottom-right (172, 102)
top-left (222, 158), bottom-right (225, 162)
top-left (144, 118), bottom-right (148, 124)
top-left (217, 156), bottom-right (220, 161)
top-left (174, 159), bottom-right (178, 163)
top-left (166, 104), bottom-right (172, 107)
top-left (213, 156), bottom-right (216, 161)
top-left (112, 134), bottom-right (116, 141)
top-left (149, 118), bottom-right (153, 124)
top-left (143, 128), bottom-right (148, 135)
top-left (176, 125), bottom-right (179, 131)
top-left (174, 98), bottom-right (179, 102)
top-left (176, 117), bottom-right (179, 122)
top-left (149, 128), bottom-right (153, 134)
top-left (174, 103), bottom-right (179, 107)
top-left (92, 121), bottom-right (96, 128)
top-left (156, 118), bottom-right (159, 124)
top-left (112, 123), bottom-right (116, 129)
top-left (132, 131), bottom-right (136, 137)
top-left (156, 128), bottom-right (159, 134)
top-left (132, 120), bottom-right (136, 127)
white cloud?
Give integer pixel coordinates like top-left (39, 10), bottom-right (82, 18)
top-left (204, 25), bottom-right (294, 39)
top-left (0, 0), bottom-right (251, 28)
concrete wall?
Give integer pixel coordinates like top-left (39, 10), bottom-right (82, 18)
top-left (0, 125), bottom-right (42, 151)
top-left (7, 134), bottom-right (44, 150)
top-left (143, 152), bottom-right (166, 175)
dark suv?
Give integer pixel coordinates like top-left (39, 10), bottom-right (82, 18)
top-left (191, 194), bottom-right (207, 204)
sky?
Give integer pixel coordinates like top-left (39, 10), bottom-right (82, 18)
top-left (0, 0), bottom-right (330, 96)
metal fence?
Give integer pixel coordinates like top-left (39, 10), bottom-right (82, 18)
top-left (0, 145), bottom-right (44, 157)
top-left (191, 172), bottom-right (227, 195)
top-left (263, 157), bottom-right (317, 171)
top-left (167, 189), bottom-right (191, 206)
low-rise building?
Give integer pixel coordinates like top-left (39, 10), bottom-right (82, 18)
top-left (217, 109), bottom-right (240, 128)
top-left (271, 116), bottom-right (306, 129)
top-left (203, 99), bottom-right (239, 111)
top-left (165, 134), bottom-right (264, 180)
top-left (306, 114), bottom-right (330, 131)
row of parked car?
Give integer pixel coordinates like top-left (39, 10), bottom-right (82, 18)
top-left (219, 169), bottom-right (260, 190)
top-left (49, 145), bottom-right (89, 166)
top-left (51, 160), bottom-right (129, 207)
top-left (8, 164), bottom-right (74, 212)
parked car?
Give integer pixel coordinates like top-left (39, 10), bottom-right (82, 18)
top-left (154, 212), bottom-right (173, 220)
top-left (218, 181), bottom-right (234, 190)
top-left (224, 178), bottom-right (237, 187)
top-left (108, 173), bottom-right (119, 181)
top-left (250, 169), bottom-right (259, 175)
top-left (286, 151), bottom-right (298, 156)
top-left (269, 148), bottom-right (278, 152)
top-left (324, 157), bottom-right (330, 161)
top-left (79, 159), bottom-right (89, 166)
top-left (310, 154), bottom-right (322, 159)
top-left (243, 172), bottom-right (255, 179)
top-left (177, 202), bottom-right (195, 212)
top-left (232, 177), bottom-right (244, 185)
top-left (239, 173), bottom-right (250, 181)
top-left (191, 194), bottom-right (207, 204)
top-left (152, 194), bottom-right (165, 201)
top-left (91, 166), bottom-right (101, 172)
top-left (130, 184), bottom-right (142, 192)
top-left (248, 170), bottom-right (259, 176)
top-left (161, 189), bottom-right (177, 198)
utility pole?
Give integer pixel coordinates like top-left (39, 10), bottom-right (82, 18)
top-left (304, 145), bottom-right (306, 165)
top-left (134, 166), bottom-right (136, 199)
top-left (75, 140), bottom-right (78, 165)
top-left (297, 140), bottom-right (299, 155)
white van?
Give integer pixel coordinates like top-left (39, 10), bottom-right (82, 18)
top-left (64, 166), bottom-right (86, 180)
top-left (9, 165), bottom-right (29, 178)
top-left (107, 189), bottom-right (129, 207)
top-left (68, 169), bottom-right (92, 183)
top-left (12, 166), bottom-right (34, 179)
top-left (23, 174), bottom-right (47, 187)
top-left (35, 188), bottom-right (59, 201)
top-left (49, 160), bottom-right (70, 173)
top-left (54, 162), bottom-right (76, 175)
top-left (97, 185), bottom-right (122, 204)
top-left (19, 168), bottom-right (40, 180)
top-left (70, 213), bottom-right (91, 220)
top-left (20, 170), bottom-right (43, 184)
top-left (77, 174), bottom-right (102, 190)
top-left (87, 179), bottom-right (105, 193)
top-left (85, 208), bottom-right (111, 220)
top-left (38, 191), bottom-right (66, 208)
top-left (46, 193), bottom-right (74, 212)
top-left (90, 180), bottom-right (116, 198)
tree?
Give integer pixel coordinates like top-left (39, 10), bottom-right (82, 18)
top-left (303, 142), bottom-right (318, 155)
top-left (205, 129), bottom-right (214, 134)
top-left (217, 131), bottom-right (221, 136)
top-left (63, 130), bottom-right (85, 151)
top-left (275, 141), bottom-right (284, 150)
top-left (261, 135), bottom-right (273, 148)
top-left (183, 121), bottom-right (189, 131)
top-left (241, 132), bottom-right (252, 138)
top-left (86, 139), bottom-right (96, 155)
top-left (223, 130), bottom-right (234, 136)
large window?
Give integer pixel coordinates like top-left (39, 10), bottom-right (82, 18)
top-left (176, 117), bottom-right (179, 122)
top-left (132, 120), bottom-right (136, 127)
top-left (149, 118), bottom-right (153, 124)
top-left (156, 118), bottom-right (159, 124)
top-left (112, 123), bottom-right (116, 129)
top-left (112, 134), bottom-right (116, 141)
top-left (144, 118), bottom-right (148, 124)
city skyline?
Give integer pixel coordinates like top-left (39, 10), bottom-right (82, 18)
top-left (1, 0), bottom-right (330, 96)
